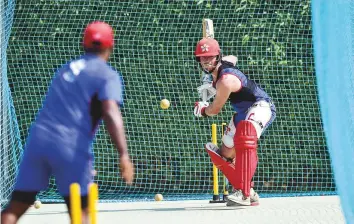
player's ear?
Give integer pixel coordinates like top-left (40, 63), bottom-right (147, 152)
top-left (104, 48), bottom-right (113, 60)
top-left (216, 54), bottom-right (222, 64)
top-left (103, 47), bottom-right (111, 53)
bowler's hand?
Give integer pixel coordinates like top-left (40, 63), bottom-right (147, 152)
top-left (119, 155), bottom-right (134, 185)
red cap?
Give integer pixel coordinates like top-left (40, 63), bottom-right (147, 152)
top-left (194, 38), bottom-right (220, 57)
top-left (83, 21), bottom-right (114, 49)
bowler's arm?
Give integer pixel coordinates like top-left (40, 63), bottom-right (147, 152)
top-left (102, 100), bottom-right (129, 159)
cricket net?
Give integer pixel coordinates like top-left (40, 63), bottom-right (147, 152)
top-left (1, 0), bottom-right (335, 205)
top-left (312, 0), bottom-right (354, 222)
top-left (0, 0), bottom-right (22, 206)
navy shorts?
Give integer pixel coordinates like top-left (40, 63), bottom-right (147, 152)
top-left (14, 127), bottom-right (94, 196)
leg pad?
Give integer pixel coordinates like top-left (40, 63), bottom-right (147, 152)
top-left (234, 121), bottom-right (258, 197)
top-left (205, 143), bottom-right (238, 188)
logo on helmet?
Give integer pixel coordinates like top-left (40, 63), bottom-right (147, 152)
top-left (201, 44), bottom-right (209, 52)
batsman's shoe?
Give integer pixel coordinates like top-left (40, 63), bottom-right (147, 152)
top-left (250, 188), bottom-right (260, 206)
top-left (226, 188), bottom-right (259, 206)
top-left (226, 189), bottom-right (250, 206)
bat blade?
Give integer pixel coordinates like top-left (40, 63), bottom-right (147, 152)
top-left (203, 19), bottom-right (214, 39)
top-left (201, 18), bottom-right (214, 102)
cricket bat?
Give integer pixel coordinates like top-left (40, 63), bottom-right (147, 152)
top-left (201, 18), bottom-right (214, 102)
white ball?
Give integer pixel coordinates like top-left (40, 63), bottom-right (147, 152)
top-left (34, 200), bottom-right (42, 209)
top-left (154, 194), bottom-right (163, 201)
top-left (160, 99), bottom-right (170, 110)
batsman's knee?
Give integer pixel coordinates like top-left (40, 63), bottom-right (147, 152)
top-left (234, 120), bottom-right (258, 151)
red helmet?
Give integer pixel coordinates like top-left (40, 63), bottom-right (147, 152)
top-left (194, 38), bottom-right (221, 57)
top-left (83, 21), bottom-right (114, 49)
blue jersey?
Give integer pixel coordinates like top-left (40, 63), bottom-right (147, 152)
top-left (214, 61), bottom-right (276, 114)
top-left (33, 53), bottom-right (124, 151)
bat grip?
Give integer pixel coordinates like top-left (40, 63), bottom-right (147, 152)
top-left (202, 89), bottom-right (208, 102)
top-left (201, 73), bottom-right (211, 102)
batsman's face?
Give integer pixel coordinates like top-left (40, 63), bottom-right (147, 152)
top-left (200, 56), bottom-right (217, 72)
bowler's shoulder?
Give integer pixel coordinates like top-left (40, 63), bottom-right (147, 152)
top-left (104, 63), bottom-right (122, 79)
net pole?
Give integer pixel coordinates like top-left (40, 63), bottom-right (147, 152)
top-left (221, 122), bottom-right (228, 200)
top-left (211, 124), bottom-right (219, 201)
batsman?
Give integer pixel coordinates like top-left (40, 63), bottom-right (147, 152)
top-left (194, 37), bottom-right (276, 206)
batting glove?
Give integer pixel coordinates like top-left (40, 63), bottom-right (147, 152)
top-left (194, 101), bottom-right (209, 117)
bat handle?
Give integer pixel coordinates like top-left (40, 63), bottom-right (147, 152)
top-left (202, 89), bottom-right (208, 102)
top-left (201, 73), bottom-right (211, 102)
